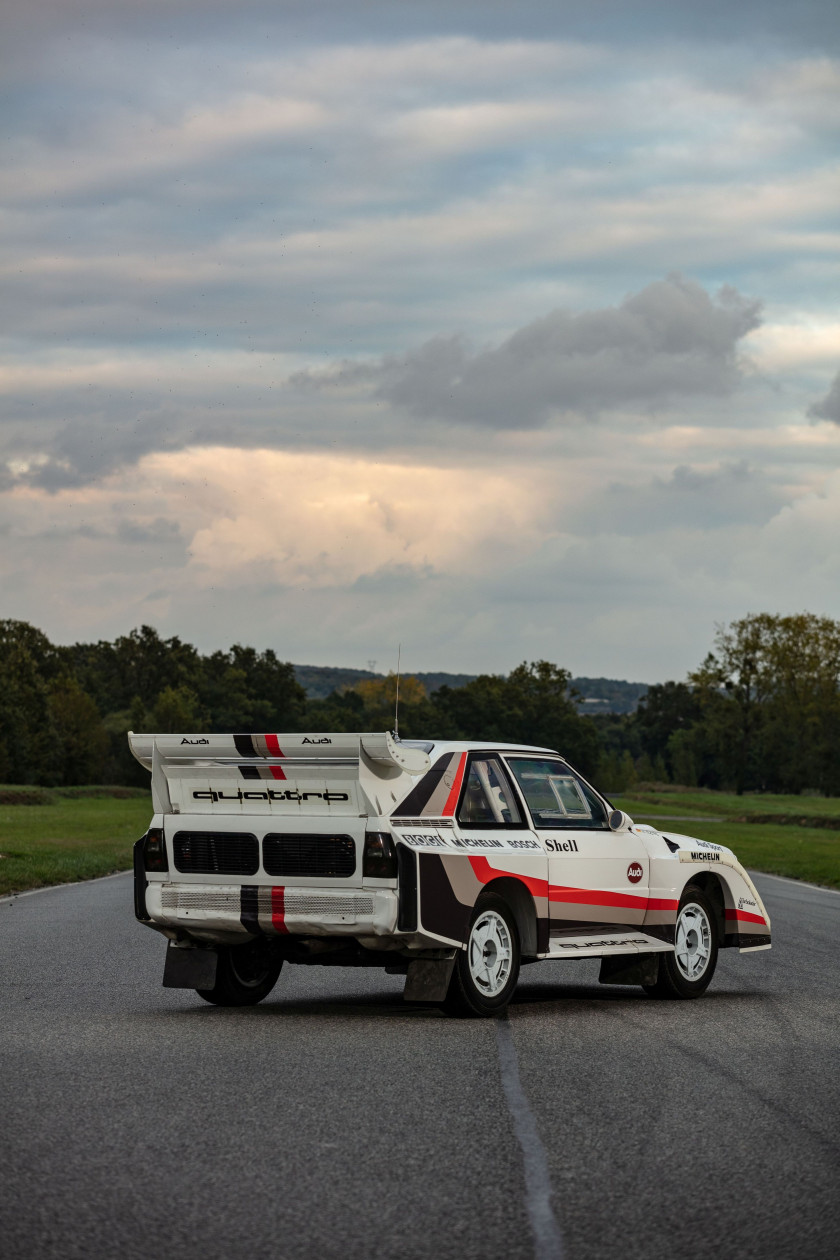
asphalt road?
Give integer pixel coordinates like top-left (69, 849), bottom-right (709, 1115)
top-left (1, 872), bottom-right (838, 1260)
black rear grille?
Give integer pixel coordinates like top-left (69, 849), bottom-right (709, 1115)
top-left (173, 831), bottom-right (259, 876)
top-left (263, 834), bottom-right (356, 878)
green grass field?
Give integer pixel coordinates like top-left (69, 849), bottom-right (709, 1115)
top-left (0, 793), bottom-right (152, 897)
top-left (1, 784), bottom-right (838, 896)
top-left (615, 785), bottom-right (840, 823)
top-left (613, 786), bottom-right (840, 889)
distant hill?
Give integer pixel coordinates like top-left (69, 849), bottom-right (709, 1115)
top-left (570, 677), bottom-right (649, 715)
top-left (293, 664), bottom-right (648, 712)
top-left (292, 665), bottom-right (477, 699)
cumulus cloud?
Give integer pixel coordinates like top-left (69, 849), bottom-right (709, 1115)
top-left (297, 275), bottom-right (761, 426)
top-left (808, 369), bottom-right (840, 423)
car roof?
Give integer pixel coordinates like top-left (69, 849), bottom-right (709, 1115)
top-left (400, 739), bottom-right (561, 759)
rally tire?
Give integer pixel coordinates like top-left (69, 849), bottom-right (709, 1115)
top-left (644, 884), bottom-right (719, 1000)
top-left (196, 940), bottom-right (283, 1007)
top-left (443, 892), bottom-right (521, 1018)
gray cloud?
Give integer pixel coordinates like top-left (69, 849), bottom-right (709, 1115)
top-left (576, 461), bottom-right (788, 535)
top-left (808, 369), bottom-right (840, 424)
top-left (12, 407), bottom-right (185, 492)
top-left (297, 275), bottom-right (761, 427)
top-left (116, 517), bottom-right (183, 545)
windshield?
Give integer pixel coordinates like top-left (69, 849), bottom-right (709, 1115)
top-left (505, 758), bottom-right (608, 829)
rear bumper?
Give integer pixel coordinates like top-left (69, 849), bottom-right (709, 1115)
top-left (144, 881), bottom-right (399, 942)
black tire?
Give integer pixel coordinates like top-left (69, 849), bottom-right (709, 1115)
top-left (644, 884), bottom-right (719, 1000)
top-left (443, 892), bottom-right (521, 1018)
top-left (196, 940), bottom-right (283, 1007)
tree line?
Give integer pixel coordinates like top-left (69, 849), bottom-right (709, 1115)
top-left (1, 613), bottom-right (838, 795)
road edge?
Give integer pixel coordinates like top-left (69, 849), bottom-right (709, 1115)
top-left (0, 868), bottom-right (131, 907)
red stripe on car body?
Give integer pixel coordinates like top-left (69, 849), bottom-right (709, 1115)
top-left (725, 907), bottom-right (766, 926)
top-left (271, 885), bottom-right (289, 933)
top-left (264, 733), bottom-right (286, 778)
top-left (441, 753), bottom-right (468, 816)
top-left (467, 856), bottom-right (679, 914)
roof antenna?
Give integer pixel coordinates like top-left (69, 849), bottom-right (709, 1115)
top-left (394, 643), bottom-right (401, 741)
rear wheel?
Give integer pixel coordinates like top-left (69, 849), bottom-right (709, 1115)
top-left (444, 892), bottom-right (520, 1018)
top-left (644, 884), bottom-right (718, 999)
top-left (196, 940), bottom-right (283, 1007)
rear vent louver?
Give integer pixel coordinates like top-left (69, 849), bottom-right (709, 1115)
top-left (173, 831), bottom-right (259, 876)
top-left (263, 834), bottom-right (356, 878)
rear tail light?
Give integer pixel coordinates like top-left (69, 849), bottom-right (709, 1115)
top-left (142, 827), bottom-right (168, 872)
top-left (363, 831), bottom-right (397, 879)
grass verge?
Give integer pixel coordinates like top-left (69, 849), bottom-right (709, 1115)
top-left (614, 789), bottom-right (840, 890)
top-left (0, 795), bottom-right (151, 897)
top-left (616, 785), bottom-right (840, 824)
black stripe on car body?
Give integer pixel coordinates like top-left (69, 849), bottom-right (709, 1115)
top-left (234, 734), bottom-right (257, 758)
top-left (397, 845), bottom-right (418, 931)
top-left (392, 753), bottom-right (455, 817)
top-left (240, 885), bottom-right (260, 934)
top-left (417, 853), bottom-right (471, 943)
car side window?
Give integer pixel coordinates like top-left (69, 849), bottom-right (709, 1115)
top-left (458, 757), bottom-right (523, 827)
top-left (505, 758), bottom-right (608, 830)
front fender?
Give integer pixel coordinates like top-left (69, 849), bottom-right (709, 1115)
top-left (661, 832), bottom-right (771, 951)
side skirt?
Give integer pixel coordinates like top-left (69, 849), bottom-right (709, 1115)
top-left (538, 930), bottom-right (674, 960)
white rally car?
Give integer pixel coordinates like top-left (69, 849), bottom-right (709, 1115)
top-left (130, 731), bottom-right (770, 1017)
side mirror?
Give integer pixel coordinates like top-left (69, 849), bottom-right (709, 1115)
top-left (608, 809), bottom-right (633, 831)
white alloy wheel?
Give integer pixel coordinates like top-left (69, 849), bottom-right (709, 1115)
top-left (468, 909), bottom-right (513, 997)
top-left (674, 900), bottom-right (712, 982)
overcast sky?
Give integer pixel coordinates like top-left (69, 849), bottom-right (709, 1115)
top-left (2, 0), bottom-right (839, 681)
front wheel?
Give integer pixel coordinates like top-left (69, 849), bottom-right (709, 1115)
top-left (444, 892), bottom-right (521, 1018)
top-left (644, 884), bottom-right (719, 999)
top-left (196, 940), bottom-right (283, 1007)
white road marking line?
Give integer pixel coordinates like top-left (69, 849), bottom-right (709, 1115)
top-left (495, 1017), bottom-right (565, 1260)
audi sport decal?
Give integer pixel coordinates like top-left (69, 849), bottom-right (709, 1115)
top-left (627, 861), bottom-right (644, 884)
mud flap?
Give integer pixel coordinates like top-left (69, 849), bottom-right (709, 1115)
top-left (163, 944), bottom-right (218, 989)
top-left (403, 956), bottom-right (457, 1002)
top-left (598, 952), bottom-right (660, 987)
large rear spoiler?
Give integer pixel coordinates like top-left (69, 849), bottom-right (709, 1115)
top-left (128, 731), bottom-right (431, 817)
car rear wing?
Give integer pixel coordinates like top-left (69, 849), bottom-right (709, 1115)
top-left (128, 731), bottom-right (431, 818)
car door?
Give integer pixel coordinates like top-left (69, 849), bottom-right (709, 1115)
top-left (503, 756), bottom-right (650, 934)
top-left (452, 752), bottom-right (548, 906)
